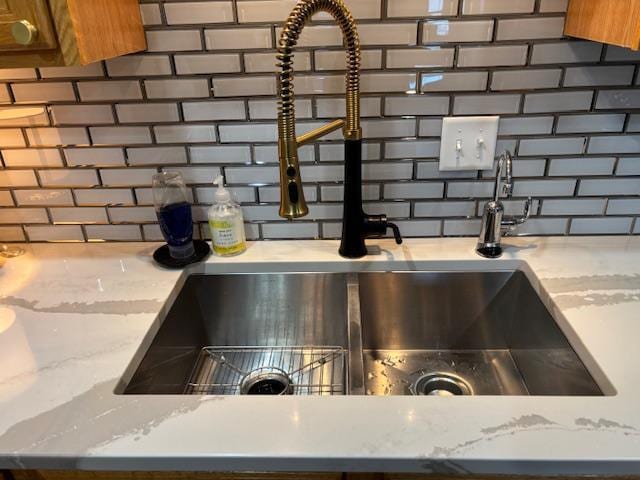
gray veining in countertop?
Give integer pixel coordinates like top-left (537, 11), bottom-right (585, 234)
top-left (0, 237), bottom-right (639, 474)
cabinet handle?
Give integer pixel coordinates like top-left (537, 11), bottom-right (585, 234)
top-left (11, 20), bottom-right (39, 46)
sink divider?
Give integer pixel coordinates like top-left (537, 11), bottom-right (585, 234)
top-left (346, 273), bottom-right (365, 395)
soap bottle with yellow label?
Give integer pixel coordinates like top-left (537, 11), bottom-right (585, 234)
top-left (208, 175), bottom-right (247, 256)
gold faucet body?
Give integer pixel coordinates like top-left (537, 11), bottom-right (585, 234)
top-left (277, 0), bottom-right (362, 219)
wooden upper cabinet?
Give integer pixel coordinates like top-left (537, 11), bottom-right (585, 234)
top-left (565, 0), bottom-right (640, 51)
top-left (0, 0), bottom-right (146, 68)
top-left (0, 0), bottom-right (58, 52)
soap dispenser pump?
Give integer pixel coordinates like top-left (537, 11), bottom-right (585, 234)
top-left (208, 175), bottom-right (247, 256)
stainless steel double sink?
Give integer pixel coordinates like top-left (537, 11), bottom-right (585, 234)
top-left (119, 270), bottom-right (605, 397)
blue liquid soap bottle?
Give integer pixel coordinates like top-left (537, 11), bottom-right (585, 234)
top-left (208, 175), bottom-right (247, 256)
top-left (153, 171), bottom-right (195, 260)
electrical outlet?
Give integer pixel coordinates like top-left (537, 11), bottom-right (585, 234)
top-left (439, 116), bottom-right (499, 171)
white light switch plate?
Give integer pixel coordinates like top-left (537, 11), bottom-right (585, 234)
top-left (439, 116), bottom-right (499, 171)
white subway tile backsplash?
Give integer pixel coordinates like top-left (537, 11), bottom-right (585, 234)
top-left (175, 54), bottom-right (241, 74)
top-left (617, 158), bottom-right (640, 176)
top-left (0, 227), bottom-right (25, 242)
top-left (607, 199), bottom-right (640, 215)
top-left (542, 199), bottom-right (606, 216)
top-left (385, 140), bottom-right (439, 159)
top-left (219, 123), bottom-right (277, 143)
top-left (86, 225), bottom-right (142, 241)
top-left (588, 135), bottom-right (640, 154)
top-left (362, 119), bottom-right (415, 138)
top-left (498, 116), bottom-right (553, 135)
top-left (548, 157), bottom-right (615, 176)
top-left (513, 179), bottom-right (577, 197)
top-left (164, 2), bottom-right (233, 24)
top-left (385, 95), bottom-right (449, 116)
top-left (570, 217), bottom-right (633, 235)
top-left (26, 225), bottom-right (85, 242)
top-left (421, 71), bottom-right (487, 92)
top-left (2, 149), bottom-right (63, 168)
top-left (557, 114), bottom-right (625, 134)
top-left (213, 76), bottom-right (276, 97)
top-left (387, 0), bottom-right (458, 18)
top-left (116, 103), bottom-right (180, 124)
top-left (0, 129), bottom-right (26, 147)
top-left (51, 105), bottom-right (114, 125)
top-left (27, 127), bottom-right (89, 146)
top-left (539, 0), bottom-right (568, 13)
top-left (453, 94), bottom-right (521, 115)
top-left (39, 63), bottom-right (104, 79)
top-left (531, 41), bottom-right (602, 65)
top-left (0, 208), bottom-right (49, 224)
top-left (12, 83), bottom-right (76, 103)
top-left (0, 191), bottom-right (13, 207)
top-left (65, 148), bottom-right (126, 167)
top-left (463, 0), bottom-right (534, 15)
top-left (146, 30), bottom-right (202, 52)
top-left (386, 48), bottom-right (454, 69)
top-left (596, 90), bottom-right (640, 110)
top-left (154, 125), bottom-right (217, 144)
top-left (145, 79), bottom-right (210, 99)
top-left (78, 81), bottom-right (142, 102)
top-left (139, 4), bottom-right (162, 25)
top-left (358, 24), bottom-right (418, 46)
top-left (106, 56), bottom-right (172, 77)
top-left (39, 169), bottom-right (99, 187)
top-left (519, 137), bottom-right (586, 156)
top-left (90, 127), bottom-right (152, 145)
top-left (184, 100), bottom-right (246, 121)
top-left (74, 189), bottom-right (135, 206)
top-left (1, 0), bottom-right (637, 243)
top-left (190, 145), bottom-right (252, 164)
top-left (458, 45), bottom-right (528, 67)
top-left (564, 66), bottom-right (635, 87)
top-left (496, 17), bottom-right (565, 41)
top-left (100, 168), bottom-right (157, 187)
top-left (524, 91), bottom-right (593, 113)
top-left (127, 146), bottom-right (187, 165)
top-left (578, 179), bottom-right (640, 196)
top-left (361, 73), bottom-right (418, 93)
top-left (205, 28), bottom-right (272, 50)
top-left (423, 20), bottom-right (494, 43)
top-left (14, 189), bottom-right (73, 206)
top-left (51, 207), bottom-right (108, 225)
top-left (0, 170), bottom-right (38, 187)
top-left (491, 69), bottom-right (561, 91)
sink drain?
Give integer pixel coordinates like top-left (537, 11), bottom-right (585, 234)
top-left (410, 373), bottom-right (473, 396)
top-left (240, 367), bottom-right (293, 395)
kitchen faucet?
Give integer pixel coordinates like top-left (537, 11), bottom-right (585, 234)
top-left (476, 151), bottom-right (532, 259)
top-left (276, 0), bottom-right (402, 258)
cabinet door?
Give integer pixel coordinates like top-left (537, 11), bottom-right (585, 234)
top-left (0, 0), bottom-right (58, 51)
top-left (565, 0), bottom-right (640, 50)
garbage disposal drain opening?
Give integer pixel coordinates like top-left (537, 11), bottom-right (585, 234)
top-left (411, 373), bottom-right (473, 396)
top-left (240, 367), bottom-right (293, 395)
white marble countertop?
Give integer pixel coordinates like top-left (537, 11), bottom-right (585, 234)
top-left (0, 237), bottom-right (639, 475)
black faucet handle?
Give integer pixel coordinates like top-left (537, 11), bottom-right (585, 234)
top-left (387, 222), bottom-right (403, 245)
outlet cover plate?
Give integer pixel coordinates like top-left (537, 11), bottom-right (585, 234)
top-left (439, 116), bottom-right (499, 171)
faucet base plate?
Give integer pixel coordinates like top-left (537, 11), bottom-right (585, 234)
top-left (476, 244), bottom-right (503, 259)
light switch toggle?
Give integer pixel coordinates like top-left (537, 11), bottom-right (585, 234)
top-left (439, 116), bottom-right (499, 171)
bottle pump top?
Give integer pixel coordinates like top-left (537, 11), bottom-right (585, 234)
top-left (214, 175), bottom-right (231, 203)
